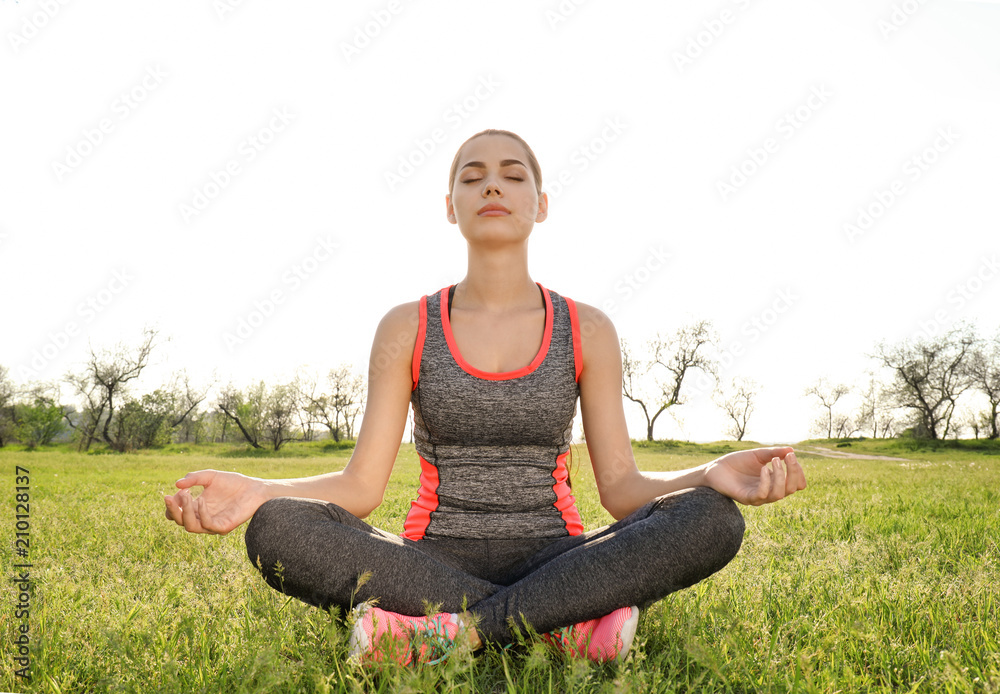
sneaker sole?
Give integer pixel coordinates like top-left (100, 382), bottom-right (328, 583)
top-left (347, 604), bottom-right (372, 661)
top-left (616, 606), bottom-right (640, 663)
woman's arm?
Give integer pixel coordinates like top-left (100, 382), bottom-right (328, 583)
top-left (576, 303), bottom-right (806, 520)
top-left (163, 301), bottom-right (420, 534)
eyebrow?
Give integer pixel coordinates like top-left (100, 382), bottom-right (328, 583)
top-left (459, 159), bottom-right (527, 171)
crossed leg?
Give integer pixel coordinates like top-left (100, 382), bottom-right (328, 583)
top-left (244, 486), bottom-right (745, 646)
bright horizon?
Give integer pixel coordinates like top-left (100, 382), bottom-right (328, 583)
top-left (2, 1), bottom-right (999, 445)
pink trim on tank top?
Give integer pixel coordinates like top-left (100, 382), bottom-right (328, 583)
top-left (552, 450), bottom-right (584, 535)
top-left (563, 296), bottom-right (583, 383)
top-left (411, 295), bottom-right (428, 391)
top-left (440, 283), bottom-right (553, 381)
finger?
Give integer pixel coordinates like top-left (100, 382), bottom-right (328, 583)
top-left (164, 495), bottom-right (184, 525)
top-left (176, 470), bottom-right (214, 490)
top-left (754, 446), bottom-right (794, 465)
top-left (180, 489), bottom-right (207, 533)
top-left (196, 499), bottom-right (222, 535)
top-left (785, 452), bottom-right (807, 493)
top-left (754, 463), bottom-right (772, 505)
top-left (769, 457), bottom-right (787, 502)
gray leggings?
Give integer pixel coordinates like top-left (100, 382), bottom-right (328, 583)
top-left (243, 486), bottom-right (745, 645)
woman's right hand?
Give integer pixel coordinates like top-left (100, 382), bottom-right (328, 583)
top-left (163, 470), bottom-right (268, 535)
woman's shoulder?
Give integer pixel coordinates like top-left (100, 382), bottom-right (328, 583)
top-left (567, 299), bottom-right (617, 335)
top-left (371, 300), bottom-right (422, 353)
top-left (563, 298), bottom-right (620, 363)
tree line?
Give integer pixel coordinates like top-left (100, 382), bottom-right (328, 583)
top-left (1, 322), bottom-right (997, 451)
top-left (616, 321), bottom-right (998, 442)
top-left (0, 330), bottom-right (364, 452)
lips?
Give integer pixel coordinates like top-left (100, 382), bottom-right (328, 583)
top-left (477, 203), bottom-right (510, 216)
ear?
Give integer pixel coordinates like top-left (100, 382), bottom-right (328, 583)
top-left (445, 193), bottom-right (457, 224)
top-left (535, 191), bottom-right (549, 223)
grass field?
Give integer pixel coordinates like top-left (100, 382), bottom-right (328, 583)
top-left (1, 439), bottom-right (998, 693)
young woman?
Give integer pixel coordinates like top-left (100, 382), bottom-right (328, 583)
top-left (164, 129), bottom-right (807, 666)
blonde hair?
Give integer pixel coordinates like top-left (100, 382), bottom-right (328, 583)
top-left (448, 129), bottom-right (543, 195)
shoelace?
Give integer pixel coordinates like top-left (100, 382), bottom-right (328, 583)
top-left (408, 613), bottom-right (459, 665)
top-left (545, 624), bottom-right (577, 653)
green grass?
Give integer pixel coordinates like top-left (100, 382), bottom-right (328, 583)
top-left (1, 441), bottom-right (998, 693)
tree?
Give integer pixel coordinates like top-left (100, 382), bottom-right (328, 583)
top-left (217, 383), bottom-right (264, 449)
top-left (262, 384), bottom-right (301, 451)
top-left (805, 378), bottom-right (849, 439)
top-left (958, 407), bottom-right (990, 440)
top-left (14, 383), bottom-right (65, 449)
top-left (218, 381), bottom-right (303, 451)
top-left (855, 373), bottom-right (896, 439)
top-left (111, 390), bottom-right (178, 451)
top-left (622, 321), bottom-right (717, 441)
top-left (832, 413), bottom-right (859, 439)
top-left (86, 328), bottom-right (159, 452)
top-left (0, 366), bottom-right (16, 447)
top-left (715, 377), bottom-right (757, 441)
top-left (64, 370), bottom-right (108, 452)
top-left (297, 365), bottom-right (366, 442)
top-left (874, 327), bottom-right (976, 440)
top-left (967, 333), bottom-right (1000, 440)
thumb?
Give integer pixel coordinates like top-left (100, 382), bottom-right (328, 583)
top-left (175, 470), bottom-right (215, 490)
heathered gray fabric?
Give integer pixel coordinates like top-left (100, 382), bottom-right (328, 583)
top-left (407, 283), bottom-right (580, 539)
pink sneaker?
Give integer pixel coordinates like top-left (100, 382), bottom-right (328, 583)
top-left (347, 604), bottom-right (465, 666)
top-left (542, 606), bottom-right (639, 663)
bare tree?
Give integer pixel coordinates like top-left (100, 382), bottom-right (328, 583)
top-left (60, 329), bottom-right (163, 452)
top-left (805, 378), bottom-right (849, 439)
top-left (297, 365), bottom-right (366, 442)
top-left (832, 413), bottom-right (859, 439)
top-left (854, 373), bottom-right (896, 439)
top-left (967, 332), bottom-right (1000, 440)
top-left (218, 381), bottom-right (303, 451)
top-left (293, 370), bottom-right (319, 442)
top-left (715, 377), bottom-right (757, 441)
top-left (874, 326), bottom-right (976, 440)
top-left (622, 321), bottom-right (718, 441)
top-left (331, 365), bottom-right (365, 440)
top-left (170, 370), bottom-right (210, 431)
top-left (64, 370), bottom-right (107, 452)
top-left (88, 329), bottom-right (159, 451)
top-left (217, 383), bottom-right (264, 449)
top-left (957, 407), bottom-right (989, 440)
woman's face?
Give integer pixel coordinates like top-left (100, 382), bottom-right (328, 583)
top-left (446, 135), bottom-right (547, 242)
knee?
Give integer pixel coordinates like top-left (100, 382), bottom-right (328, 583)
top-left (689, 486), bottom-right (745, 560)
top-left (244, 497), bottom-right (303, 571)
top-left (654, 486), bottom-right (745, 562)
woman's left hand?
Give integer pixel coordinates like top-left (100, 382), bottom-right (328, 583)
top-left (703, 446), bottom-right (807, 506)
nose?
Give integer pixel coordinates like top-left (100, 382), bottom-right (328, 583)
top-left (482, 179), bottom-right (502, 197)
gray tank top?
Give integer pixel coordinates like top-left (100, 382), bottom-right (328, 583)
top-left (403, 282), bottom-right (585, 540)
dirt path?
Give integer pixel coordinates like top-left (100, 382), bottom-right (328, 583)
top-left (799, 445), bottom-right (912, 461)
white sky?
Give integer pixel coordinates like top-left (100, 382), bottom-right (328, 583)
top-left (2, 0), bottom-right (999, 444)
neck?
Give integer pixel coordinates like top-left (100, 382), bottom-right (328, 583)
top-left (455, 243), bottom-right (538, 313)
